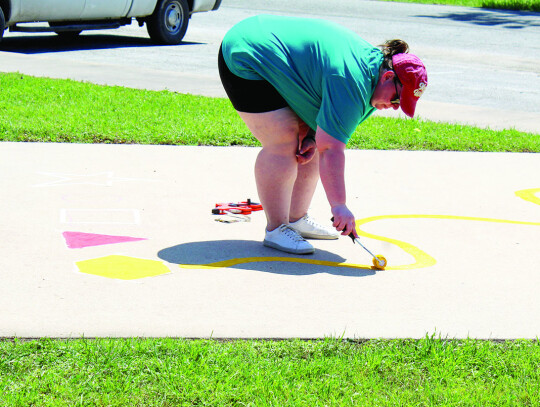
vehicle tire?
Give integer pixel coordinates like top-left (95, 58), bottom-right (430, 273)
top-left (146, 0), bottom-right (189, 45)
top-left (49, 22), bottom-right (82, 38)
top-left (0, 7), bottom-right (5, 43)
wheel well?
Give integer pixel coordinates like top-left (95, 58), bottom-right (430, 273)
top-left (0, 0), bottom-right (10, 21)
top-left (186, 0), bottom-right (194, 12)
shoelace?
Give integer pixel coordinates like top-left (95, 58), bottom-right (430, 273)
top-left (280, 225), bottom-right (306, 242)
top-left (304, 215), bottom-right (325, 229)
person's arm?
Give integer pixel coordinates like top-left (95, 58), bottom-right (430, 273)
top-left (315, 126), bottom-right (358, 237)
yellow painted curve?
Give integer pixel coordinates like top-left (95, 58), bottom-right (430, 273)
top-left (178, 188), bottom-right (540, 271)
top-left (515, 188), bottom-right (540, 206)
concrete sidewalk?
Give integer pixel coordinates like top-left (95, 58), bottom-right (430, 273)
top-left (1, 142), bottom-right (539, 339)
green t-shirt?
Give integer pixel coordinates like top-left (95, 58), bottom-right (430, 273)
top-left (221, 15), bottom-right (383, 144)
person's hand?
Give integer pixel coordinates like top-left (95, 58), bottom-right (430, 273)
top-left (296, 120), bottom-right (317, 165)
top-left (331, 204), bottom-right (358, 237)
top-left (296, 136), bottom-right (317, 164)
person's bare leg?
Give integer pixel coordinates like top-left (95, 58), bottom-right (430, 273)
top-left (237, 107), bottom-right (300, 231)
top-left (289, 151), bottom-right (319, 222)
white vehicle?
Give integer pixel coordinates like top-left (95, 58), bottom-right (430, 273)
top-left (0, 0), bottom-right (222, 44)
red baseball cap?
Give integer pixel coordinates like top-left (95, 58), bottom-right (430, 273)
top-left (392, 53), bottom-right (428, 118)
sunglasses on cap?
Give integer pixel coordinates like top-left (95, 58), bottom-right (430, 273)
top-left (391, 70), bottom-right (401, 105)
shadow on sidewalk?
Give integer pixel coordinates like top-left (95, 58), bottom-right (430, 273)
top-left (0, 33), bottom-right (202, 54)
top-left (157, 240), bottom-right (376, 277)
top-left (414, 8), bottom-right (540, 29)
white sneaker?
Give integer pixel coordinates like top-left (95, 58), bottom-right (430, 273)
top-left (289, 214), bottom-right (340, 240)
top-left (264, 224), bottom-right (315, 255)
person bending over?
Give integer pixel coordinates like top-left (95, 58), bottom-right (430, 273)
top-left (218, 15), bottom-right (428, 255)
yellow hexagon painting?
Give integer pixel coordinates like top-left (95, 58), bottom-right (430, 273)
top-left (76, 255), bottom-right (171, 280)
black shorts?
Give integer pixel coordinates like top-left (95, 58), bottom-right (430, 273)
top-left (218, 45), bottom-right (288, 113)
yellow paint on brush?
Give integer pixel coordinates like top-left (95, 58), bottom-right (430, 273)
top-left (178, 188), bottom-right (540, 272)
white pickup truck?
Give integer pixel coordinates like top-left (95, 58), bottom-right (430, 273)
top-left (0, 0), bottom-right (222, 44)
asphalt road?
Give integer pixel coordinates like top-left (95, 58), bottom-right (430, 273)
top-left (0, 0), bottom-right (539, 131)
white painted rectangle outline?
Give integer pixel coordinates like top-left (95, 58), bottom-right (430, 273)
top-left (60, 209), bottom-right (141, 225)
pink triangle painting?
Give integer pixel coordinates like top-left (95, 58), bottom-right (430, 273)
top-left (63, 231), bottom-right (147, 249)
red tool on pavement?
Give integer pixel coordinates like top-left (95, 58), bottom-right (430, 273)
top-left (212, 199), bottom-right (263, 215)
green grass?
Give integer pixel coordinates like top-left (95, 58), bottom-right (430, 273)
top-left (1, 73), bottom-right (538, 152)
top-left (0, 73), bottom-right (252, 146)
top-left (382, 0), bottom-right (540, 12)
top-left (1, 336), bottom-right (539, 406)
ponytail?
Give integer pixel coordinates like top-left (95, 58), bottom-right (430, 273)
top-left (379, 39), bottom-right (409, 70)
